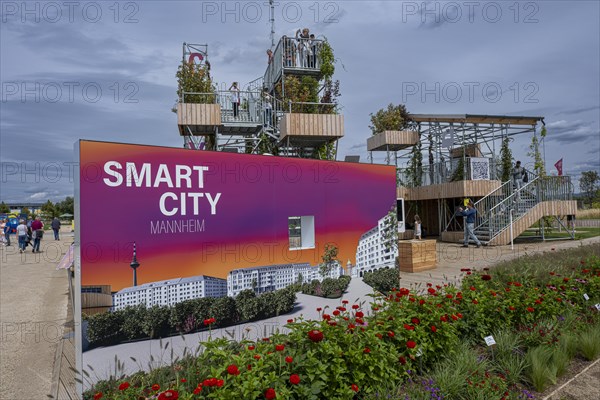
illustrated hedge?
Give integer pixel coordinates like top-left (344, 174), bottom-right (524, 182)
top-left (301, 275), bottom-right (351, 298)
top-left (86, 287), bottom-right (296, 348)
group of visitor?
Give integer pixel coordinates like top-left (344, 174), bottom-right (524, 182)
top-left (276, 28), bottom-right (319, 68)
top-left (1, 216), bottom-right (61, 253)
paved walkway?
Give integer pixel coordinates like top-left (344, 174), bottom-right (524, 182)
top-left (0, 229), bottom-right (73, 400)
top-left (82, 237), bottom-right (600, 390)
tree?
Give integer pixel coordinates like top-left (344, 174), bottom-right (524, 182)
top-left (380, 208), bottom-right (398, 253)
top-left (0, 202), bottom-right (9, 213)
top-left (500, 136), bottom-right (513, 182)
top-left (369, 104), bottom-right (410, 135)
top-left (41, 200), bottom-right (57, 218)
top-left (580, 171), bottom-right (600, 207)
top-left (319, 244), bottom-right (339, 277)
top-left (21, 207), bottom-right (31, 216)
top-left (56, 196), bottom-right (74, 215)
top-left (175, 60), bottom-right (214, 105)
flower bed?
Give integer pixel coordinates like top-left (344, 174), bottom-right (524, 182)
top-left (85, 246), bottom-right (600, 399)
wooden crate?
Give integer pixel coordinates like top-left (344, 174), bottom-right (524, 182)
top-left (279, 113), bottom-right (344, 142)
top-left (398, 239), bottom-right (437, 273)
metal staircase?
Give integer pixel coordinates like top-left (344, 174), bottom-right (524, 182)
top-left (472, 174), bottom-right (574, 244)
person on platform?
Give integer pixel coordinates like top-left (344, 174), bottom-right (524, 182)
top-left (457, 201), bottom-right (481, 248)
top-left (51, 217), bottom-right (61, 240)
top-left (512, 161), bottom-right (525, 191)
top-left (229, 82), bottom-right (240, 119)
top-left (31, 216), bottom-right (44, 253)
top-left (266, 49), bottom-right (273, 64)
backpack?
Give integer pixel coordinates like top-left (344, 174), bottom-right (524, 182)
top-left (523, 170), bottom-right (529, 183)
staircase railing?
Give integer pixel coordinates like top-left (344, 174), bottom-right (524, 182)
top-left (477, 174), bottom-right (573, 243)
top-left (472, 179), bottom-right (513, 231)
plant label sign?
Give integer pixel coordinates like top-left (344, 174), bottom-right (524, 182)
top-left (595, 303), bottom-right (600, 311)
top-left (484, 335), bottom-right (496, 346)
top-left (583, 293), bottom-right (590, 301)
top-left (416, 348), bottom-right (423, 357)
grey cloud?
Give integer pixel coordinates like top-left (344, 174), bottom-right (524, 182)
top-left (558, 106), bottom-right (600, 115)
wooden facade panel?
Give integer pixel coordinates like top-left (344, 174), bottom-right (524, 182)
top-left (450, 144), bottom-right (482, 158)
top-left (177, 103), bottom-right (221, 127)
top-left (367, 130), bottom-right (419, 151)
top-left (398, 180), bottom-right (501, 201)
top-left (279, 113), bottom-right (344, 140)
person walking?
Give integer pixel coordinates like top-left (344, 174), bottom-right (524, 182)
top-left (16, 220), bottom-right (28, 253)
top-left (512, 161), bottom-right (525, 191)
top-left (51, 217), bottom-right (61, 240)
top-left (458, 201), bottom-right (481, 248)
top-left (31, 216), bottom-right (44, 253)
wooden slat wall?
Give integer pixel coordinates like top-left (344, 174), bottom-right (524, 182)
top-left (81, 293), bottom-right (113, 308)
top-left (398, 180), bottom-right (501, 201)
top-left (280, 113), bottom-right (344, 140)
top-left (367, 130), bottom-right (418, 151)
top-left (441, 231), bottom-right (463, 243)
top-left (489, 200), bottom-right (577, 245)
top-left (177, 103), bottom-right (221, 127)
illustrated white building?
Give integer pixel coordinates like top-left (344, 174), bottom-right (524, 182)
top-left (354, 215), bottom-right (398, 277)
top-left (227, 262), bottom-right (344, 297)
top-left (112, 275), bottom-right (227, 310)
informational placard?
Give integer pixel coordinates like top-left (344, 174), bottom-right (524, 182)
top-left (583, 293), bottom-right (590, 301)
top-left (484, 335), bottom-right (496, 346)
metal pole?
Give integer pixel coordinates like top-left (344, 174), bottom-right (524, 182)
top-left (509, 209), bottom-right (514, 250)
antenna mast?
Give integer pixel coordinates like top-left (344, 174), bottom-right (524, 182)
top-left (269, 0), bottom-right (275, 49)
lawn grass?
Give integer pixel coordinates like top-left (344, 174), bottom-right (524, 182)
top-left (517, 227), bottom-right (600, 240)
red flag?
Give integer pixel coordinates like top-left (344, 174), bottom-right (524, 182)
top-left (554, 158), bottom-right (563, 176)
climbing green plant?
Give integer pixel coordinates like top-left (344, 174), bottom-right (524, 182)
top-left (407, 138), bottom-right (423, 187)
top-left (318, 40), bottom-right (335, 80)
top-left (500, 136), bottom-right (513, 182)
top-left (528, 129), bottom-right (546, 177)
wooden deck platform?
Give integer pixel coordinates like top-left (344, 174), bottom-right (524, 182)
top-left (279, 113), bottom-right (344, 146)
top-left (367, 130), bottom-right (418, 151)
top-left (398, 180), bottom-right (502, 201)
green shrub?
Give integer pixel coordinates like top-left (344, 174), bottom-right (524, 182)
top-left (142, 305), bottom-right (171, 339)
top-left (363, 267), bottom-right (399, 294)
top-left (86, 310), bottom-right (125, 346)
top-left (121, 305), bottom-right (147, 340)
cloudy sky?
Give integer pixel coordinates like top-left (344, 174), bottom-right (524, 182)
top-left (1, 0), bottom-right (598, 203)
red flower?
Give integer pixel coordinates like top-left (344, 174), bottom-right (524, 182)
top-left (431, 326), bottom-right (437, 333)
top-left (254, 354), bottom-right (261, 360)
top-left (203, 318), bottom-right (216, 326)
top-left (248, 345), bottom-right (255, 350)
top-left (152, 384), bottom-right (160, 391)
top-left (287, 319), bottom-right (293, 323)
top-left (247, 364), bottom-right (252, 370)
top-left (285, 356), bottom-right (293, 363)
top-left (481, 275), bottom-right (492, 281)
top-left (399, 356), bottom-right (407, 365)
top-left (351, 384), bottom-right (359, 392)
top-left (227, 364), bottom-right (240, 375)
top-left (322, 313), bottom-right (331, 321)
top-left (364, 347), bottom-right (371, 354)
top-left (451, 314), bottom-right (458, 321)
top-left (446, 294), bottom-right (453, 299)
top-left (457, 313), bottom-right (463, 319)
top-left (470, 286), bottom-right (476, 291)
top-left (180, 379), bottom-right (187, 383)
top-left (419, 299), bottom-right (426, 305)
top-left (216, 380), bottom-right (224, 387)
top-left (308, 330), bottom-right (324, 342)
top-left (275, 344), bottom-right (285, 352)
top-left (509, 306), bottom-right (515, 311)
top-left (289, 374), bottom-right (301, 385)
top-left (388, 331), bottom-right (395, 338)
top-left (332, 310), bottom-right (340, 316)
top-left (316, 307), bottom-right (322, 312)
top-left (406, 340), bottom-right (417, 349)
top-left (440, 315), bottom-right (448, 322)
top-left (352, 304), bottom-right (359, 309)
top-left (563, 278), bottom-right (570, 282)
top-left (472, 300), bottom-right (479, 305)
top-left (118, 382), bottom-right (130, 391)
top-left (403, 324), bottom-right (414, 331)
top-left (158, 390), bottom-right (179, 400)
top-left (265, 388), bottom-right (277, 399)
top-left (427, 287), bottom-right (436, 294)
top-left (527, 307), bottom-right (535, 312)
top-left (93, 393), bottom-right (103, 400)
top-left (411, 317), bottom-right (420, 325)
top-left (193, 387), bottom-right (202, 395)
top-left (355, 311), bottom-right (364, 318)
